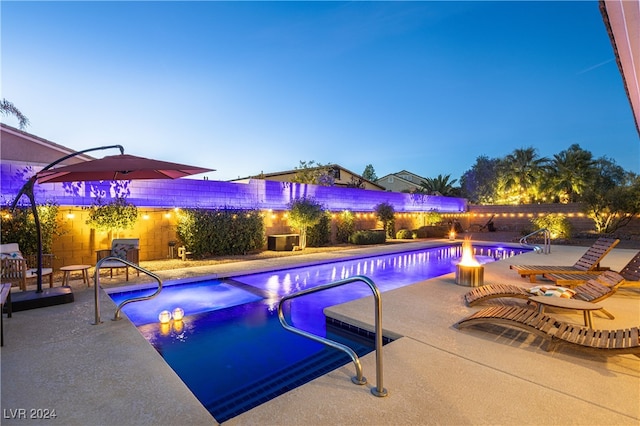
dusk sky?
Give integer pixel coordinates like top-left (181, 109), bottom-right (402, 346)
top-left (2, 1), bottom-right (638, 182)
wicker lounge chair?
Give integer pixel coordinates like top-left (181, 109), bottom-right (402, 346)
top-left (510, 237), bottom-right (619, 283)
top-left (464, 270), bottom-right (625, 320)
top-left (543, 250), bottom-right (640, 287)
top-left (454, 305), bottom-right (640, 356)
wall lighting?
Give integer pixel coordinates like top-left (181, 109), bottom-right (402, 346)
top-left (66, 210), bottom-right (75, 219)
top-left (142, 213), bottom-right (150, 220)
top-left (164, 212), bottom-right (171, 219)
top-left (172, 307), bottom-right (184, 321)
top-left (158, 310), bottom-right (172, 324)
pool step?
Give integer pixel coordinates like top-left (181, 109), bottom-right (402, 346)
top-left (204, 341), bottom-right (372, 423)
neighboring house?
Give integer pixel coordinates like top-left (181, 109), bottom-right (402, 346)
top-left (232, 164), bottom-right (386, 191)
top-left (376, 170), bottom-right (427, 192)
top-left (1, 123), bottom-right (95, 167)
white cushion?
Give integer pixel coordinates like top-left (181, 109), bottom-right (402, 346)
top-left (25, 268), bottom-right (53, 278)
top-left (99, 260), bottom-right (128, 269)
top-left (1, 251), bottom-right (23, 260)
top-left (0, 243), bottom-right (20, 254)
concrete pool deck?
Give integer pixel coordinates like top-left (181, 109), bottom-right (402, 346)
top-left (1, 240), bottom-right (639, 425)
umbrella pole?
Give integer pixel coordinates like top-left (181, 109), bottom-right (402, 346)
top-left (28, 182), bottom-right (44, 293)
top-left (10, 145), bottom-right (125, 294)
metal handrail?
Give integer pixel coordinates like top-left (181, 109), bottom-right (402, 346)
top-left (519, 228), bottom-right (551, 254)
top-left (277, 275), bottom-right (388, 397)
top-left (93, 256), bottom-right (163, 324)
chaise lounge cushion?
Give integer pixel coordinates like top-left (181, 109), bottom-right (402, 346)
top-left (529, 285), bottom-right (576, 298)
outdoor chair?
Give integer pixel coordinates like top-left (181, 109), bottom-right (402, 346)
top-left (543, 250), bottom-right (640, 287)
top-left (0, 243), bottom-right (54, 291)
top-left (463, 270), bottom-right (625, 320)
top-left (509, 237), bottom-right (619, 283)
top-left (455, 305), bottom-right (640, 356)
top-left (96, 238), bottom-right (140, 281)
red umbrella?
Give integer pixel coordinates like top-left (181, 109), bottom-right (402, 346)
top-left (37, 153), bottom-right (213, 183)
top-left (12, 145), bottom-right (214, 296)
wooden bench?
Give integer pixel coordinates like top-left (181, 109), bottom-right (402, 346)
top-left (1, 283), bottom-right (12, 346)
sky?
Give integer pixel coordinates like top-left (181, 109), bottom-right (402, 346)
top-left (1, 1), bottom-right (638, 183)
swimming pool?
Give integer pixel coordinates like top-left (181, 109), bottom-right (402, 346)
top-left (108, 243), bottom-right (528, 422)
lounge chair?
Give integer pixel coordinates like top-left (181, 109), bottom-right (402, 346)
top-left (464, 270), bottom-right (624, 319)
top-left (0, 243), bottom-right (54, 291)
top-left (96, 238), bottom-right (140, 281)
top-left (543, 250), bottom-right (640, 287)
top-left (454, 305), bottom-right (640, 356)
top-left (510, 237), bottom-right (619, 283)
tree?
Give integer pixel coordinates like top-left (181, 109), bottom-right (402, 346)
top-left (547, 144), bottom-right (597, 203)
top-left (460, 156), bottom-right (501, 204)
top-left (287, 197), bottom-right (325, 250)
top-left (582, 170), bottom-right (640, 234)
top-left (1, 98), bottom-right (30, 129)
top-left (374, 202), bottom-right (395, 239)
top-left (362, 164), bottom-right (378, 181)
top-left (290, 160), bottom-right (335, 186)
top-left (419, 174), bottom-right (459, 196)
top-left (497, 147), bottom-right (549, 204)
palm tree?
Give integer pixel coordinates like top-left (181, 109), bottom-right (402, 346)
top-left (498, 147), bottom-right (549, 203)
top-left (0, 99), bottom-right (29, 129)
top-left (419, 174), bottom-right (459, 196)
top-left (548, 144), bottom-right (597, 203)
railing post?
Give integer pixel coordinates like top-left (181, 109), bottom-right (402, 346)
top-left (93, 256), bottom-right (163, 324)
top-left (278, 275), bottom-right (388, 397)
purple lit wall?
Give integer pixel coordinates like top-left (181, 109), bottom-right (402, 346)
top-left (1, 163), bottom-right (467, 213)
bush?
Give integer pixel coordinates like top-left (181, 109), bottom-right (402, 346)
top-left (307, 212), bottom-right (331, 247)
top-left (531, 214), bottom-right (572, 239)
top-left (176, 208), bottom-right (264, 257)
top-left (1, 201), bottom-right (61, 255)
top-left (349, 230), bottom-right (386, 245)
top-left (414, 225), bottom-right (449, 238)
top-left (423, 211), bottom-right (442, 226)
top-left (396, 229), bottom-right (414, 239)
top-left (335, 210), bottom-right (355, 243)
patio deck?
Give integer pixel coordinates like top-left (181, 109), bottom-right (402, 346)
top-left (1, 241), bottom-right (638, 425)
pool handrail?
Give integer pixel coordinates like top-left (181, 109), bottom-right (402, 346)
top-left (519, 228), bottom-right (551, 254)
top-left (93, 256), bottom-right (163, 324)
top-left (277, 275), bottom-right (388, 397)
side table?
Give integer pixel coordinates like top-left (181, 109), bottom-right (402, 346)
top-left (60, 265), bottom-right (92, 287)
top-left (529, 296), bottom-right (603, 329)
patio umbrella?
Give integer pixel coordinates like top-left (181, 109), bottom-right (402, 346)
top-left (12, 145), bottom-right (213, 297)
top-left (37, 153), bottom-right (213, 183)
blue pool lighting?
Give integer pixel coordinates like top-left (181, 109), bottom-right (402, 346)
top-left (108, 243), bottom-right (529, 422)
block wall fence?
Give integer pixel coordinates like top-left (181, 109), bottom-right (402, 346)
top-left (2, 162), bottom-right (639, 267)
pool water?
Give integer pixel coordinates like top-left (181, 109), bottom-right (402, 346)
top-left (108, 243), bottom-right (527, 422)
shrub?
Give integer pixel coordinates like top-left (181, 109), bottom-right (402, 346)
top-left (307, 212), bottom-right (331, 247)
top-left (349, 230), bottom-right (386, 245)
top-left (414, 225), bottom-right (449, 238)
top-left (176, 208), bottom-right (264, 257)
top-left (423, 211), bottom-right (442, 226)
top-left (0, 201), bottom-right (61, 255)
top-left (531, 214), bottom-right (572, 239)
top-left (396, 229), bottom-right (413, 239)
top-left (335, 210), bottom-right (355, 243)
